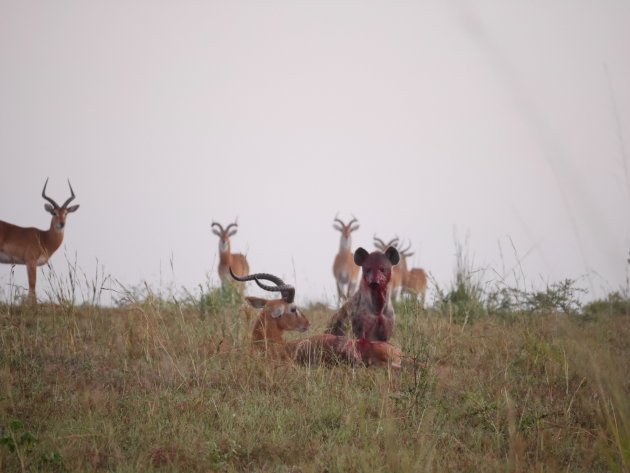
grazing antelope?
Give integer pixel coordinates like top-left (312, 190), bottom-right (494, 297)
top-left (332, 217), bottom-right (361, 302)
top-left (327, 246), bottom-right (400, 342)
top-left (230, 268), bottom-right (401, 367)
top-left (0, 179), bottom-right (79, 302)
top-left (212, 221), bottom-right (249, 289)
top-left (373, 236), bottom-right (402, 300)
top-left (398, 241), bottom-right (428, 307)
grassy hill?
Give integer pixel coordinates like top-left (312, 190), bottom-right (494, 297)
top-left (1, 285), bottom-right (628, 472)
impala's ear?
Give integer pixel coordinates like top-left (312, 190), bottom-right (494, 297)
top-left (227, 229), bottom-right (238, 237)
top-left (211, 228), bottom-right (222, 237)
top-left (44, 204), bottom-right (55, 215)
top-left (245, 296), bottom-right (267, 309)
top-left (354, 247), bottom-right (369, 266)
top-left (385, 246), bottom-right (400, 265)
top-left (66, 204), bottom-right (80, 213)
top-left (271, 305), bottom-right (286, 318)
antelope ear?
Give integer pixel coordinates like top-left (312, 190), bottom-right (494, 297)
top-left (245, 296), bottom-right (267, 309)
top-left (44, 204), bottom-right (55, 215)
top-left (66, 204), bottom-right (80, 213)
top-left (227, 229), bottom-right (238, 237)
top-left (354, 247), bottom-right (369, 266)
top-left (271, 305), bottom-right (285, 318)
top-left (385, 246), bottom-right (400, 265)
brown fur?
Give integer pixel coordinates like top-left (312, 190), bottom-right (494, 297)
top-left (326, 247), bottom-right (400, 342)
top-left (332, 218), bottom-right (360, 302)
top-left (403, 267), bottom-right (428, 306)
top-left (0, 188), bottom-right (79, 302)
top-left (212, 222), bottom-right (249, 289)
top-left (245, 297), bottom-right (401, 367)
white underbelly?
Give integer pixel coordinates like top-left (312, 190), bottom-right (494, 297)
top-left (0, 250), bottom-right (49, 266)
top-left (0, 250), bottom-right (24, 265)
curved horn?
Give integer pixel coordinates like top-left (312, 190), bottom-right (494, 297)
top-left (373, 236), bottom-right (387, 249)
top-left (61, 179), bottom-right (76, 208)
top-left (254, 278), bottom-right (295, 303)
top-left (386, 237), bottom-right (400, 248)
top-left (229, 268), bottom-right (295, 303)
top-left (224, 222), bottom-right (238, 234)
top-left (347, 218), bottom-right (358, 227)
top-left (41, 178), bottom-right (60, 208)
top-left (229, 268), bottom-right (286, 286)
top-left (333, 218), bottom-right (346, 227)
top-left (211, 222), bottom-right (225, 232)
top-left (399, 240), bottom-right (413, 256)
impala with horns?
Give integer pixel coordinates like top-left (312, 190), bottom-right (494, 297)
top-left (230, 268), bottom-right (401, 367)
top-left (0, 179), bottom-right (80, 302)
top-left (373, 235), bottom-right (402, 300)
top-left (212, 221), bottom-right (249, 289)
top-left (398, 240), bottom-right (429, 307)
top-left (332, 217), bottom-right (361, 302)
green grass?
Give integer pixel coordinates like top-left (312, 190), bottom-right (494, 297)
top-left (1, 290), bottom-right (629, 472)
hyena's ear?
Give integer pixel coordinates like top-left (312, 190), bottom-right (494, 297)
top-left (385, 246), bottom-right (400, 265)
top-left (354, 247), bottom-right (369, 266)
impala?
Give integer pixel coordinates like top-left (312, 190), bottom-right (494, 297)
top-left (0, 179), bottom-right (79, 302)
top-left (373, 236), bottom-right (402, 300)
top-left (212, 221), bottom-right (249, 288)
top-left (230, 268), bottom-right (401, 367)
top-left (332, 217), bottom-right (360, 302)
top-left (398, 241), bottom-right (428, 307)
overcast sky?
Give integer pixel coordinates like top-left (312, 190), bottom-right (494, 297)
top-left (1, 1), bottom-right (629, 305)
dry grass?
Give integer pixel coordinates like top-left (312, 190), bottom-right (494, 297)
top-left (0, 295), bottom-right (628, 472)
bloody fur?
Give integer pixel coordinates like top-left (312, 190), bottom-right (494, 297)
top-left (326, 246), bottom-right (400, 342)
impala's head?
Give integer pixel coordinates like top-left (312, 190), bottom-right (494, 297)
top-left (211, 221), bottom-right (238, 253)
top-left (373, 236), bottom-right (400, 252)
top-left (42, 178), bottom-right (80, 231)
top-left (230, 268), bottom-right (310, 332)
top-left (397, 240), bottom-right (414, 263)
top-left (354, 246), bottom-right (400, 290)
top-left (333, 217), bottom-right (359, 250)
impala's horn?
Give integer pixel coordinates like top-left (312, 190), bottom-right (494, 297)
top-left (230, 268), bottom-right (295, 303)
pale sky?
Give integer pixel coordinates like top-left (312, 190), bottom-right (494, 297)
top-left (1, 1), bottom-right (629, 305)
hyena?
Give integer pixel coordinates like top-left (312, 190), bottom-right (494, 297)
top-left (326, 246), bottom-right (400, 342)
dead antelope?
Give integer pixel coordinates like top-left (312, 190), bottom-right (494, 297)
top-left (212, 221), bottom-right (249, 289)
top-left (327, 246), bottom-right (400, 342)
top-left (373, 236), bottom-right (402, 300)
top-left (332, 217), bottom-right (360, 302)
top-left (230, 268), bottom-right (401, 367)
top-left (0, 179), bottom-right (79, 302)
top-left (398, 241), bottom-right (428, 307)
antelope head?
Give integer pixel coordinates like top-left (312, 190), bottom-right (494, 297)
top-left (211, 221), bottom-right (238, 254)
top-left (230, 268), bottom-right (310, 333)
top-left (373, 236), bottom-right (399, 252)
top-left (397, 240), bottom-right (414, 259)
top-left (42, 178), bottom-right (80, 232)
top-left (333, 217), bottom-right (360, 251)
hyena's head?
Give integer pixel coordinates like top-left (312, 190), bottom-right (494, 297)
top-left (354, 246), bottom-right (400, 291)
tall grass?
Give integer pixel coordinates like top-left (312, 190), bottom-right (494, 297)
top-left (0, 247), bottom-right (629, 471)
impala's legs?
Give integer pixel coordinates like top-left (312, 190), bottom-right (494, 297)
top-left (336, 281), bottom-right (344, 302)
top-left (26, 262), bottom-right (37, 304)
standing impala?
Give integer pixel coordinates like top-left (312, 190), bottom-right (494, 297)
top-left (332, 217), bottom-right (360, 302)
top-left (0, 179), bottom-right (80, 302)
top-left (398, 241), bottom-right (428, 307)
top-left (212, 221), bottom-right (249, 289)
